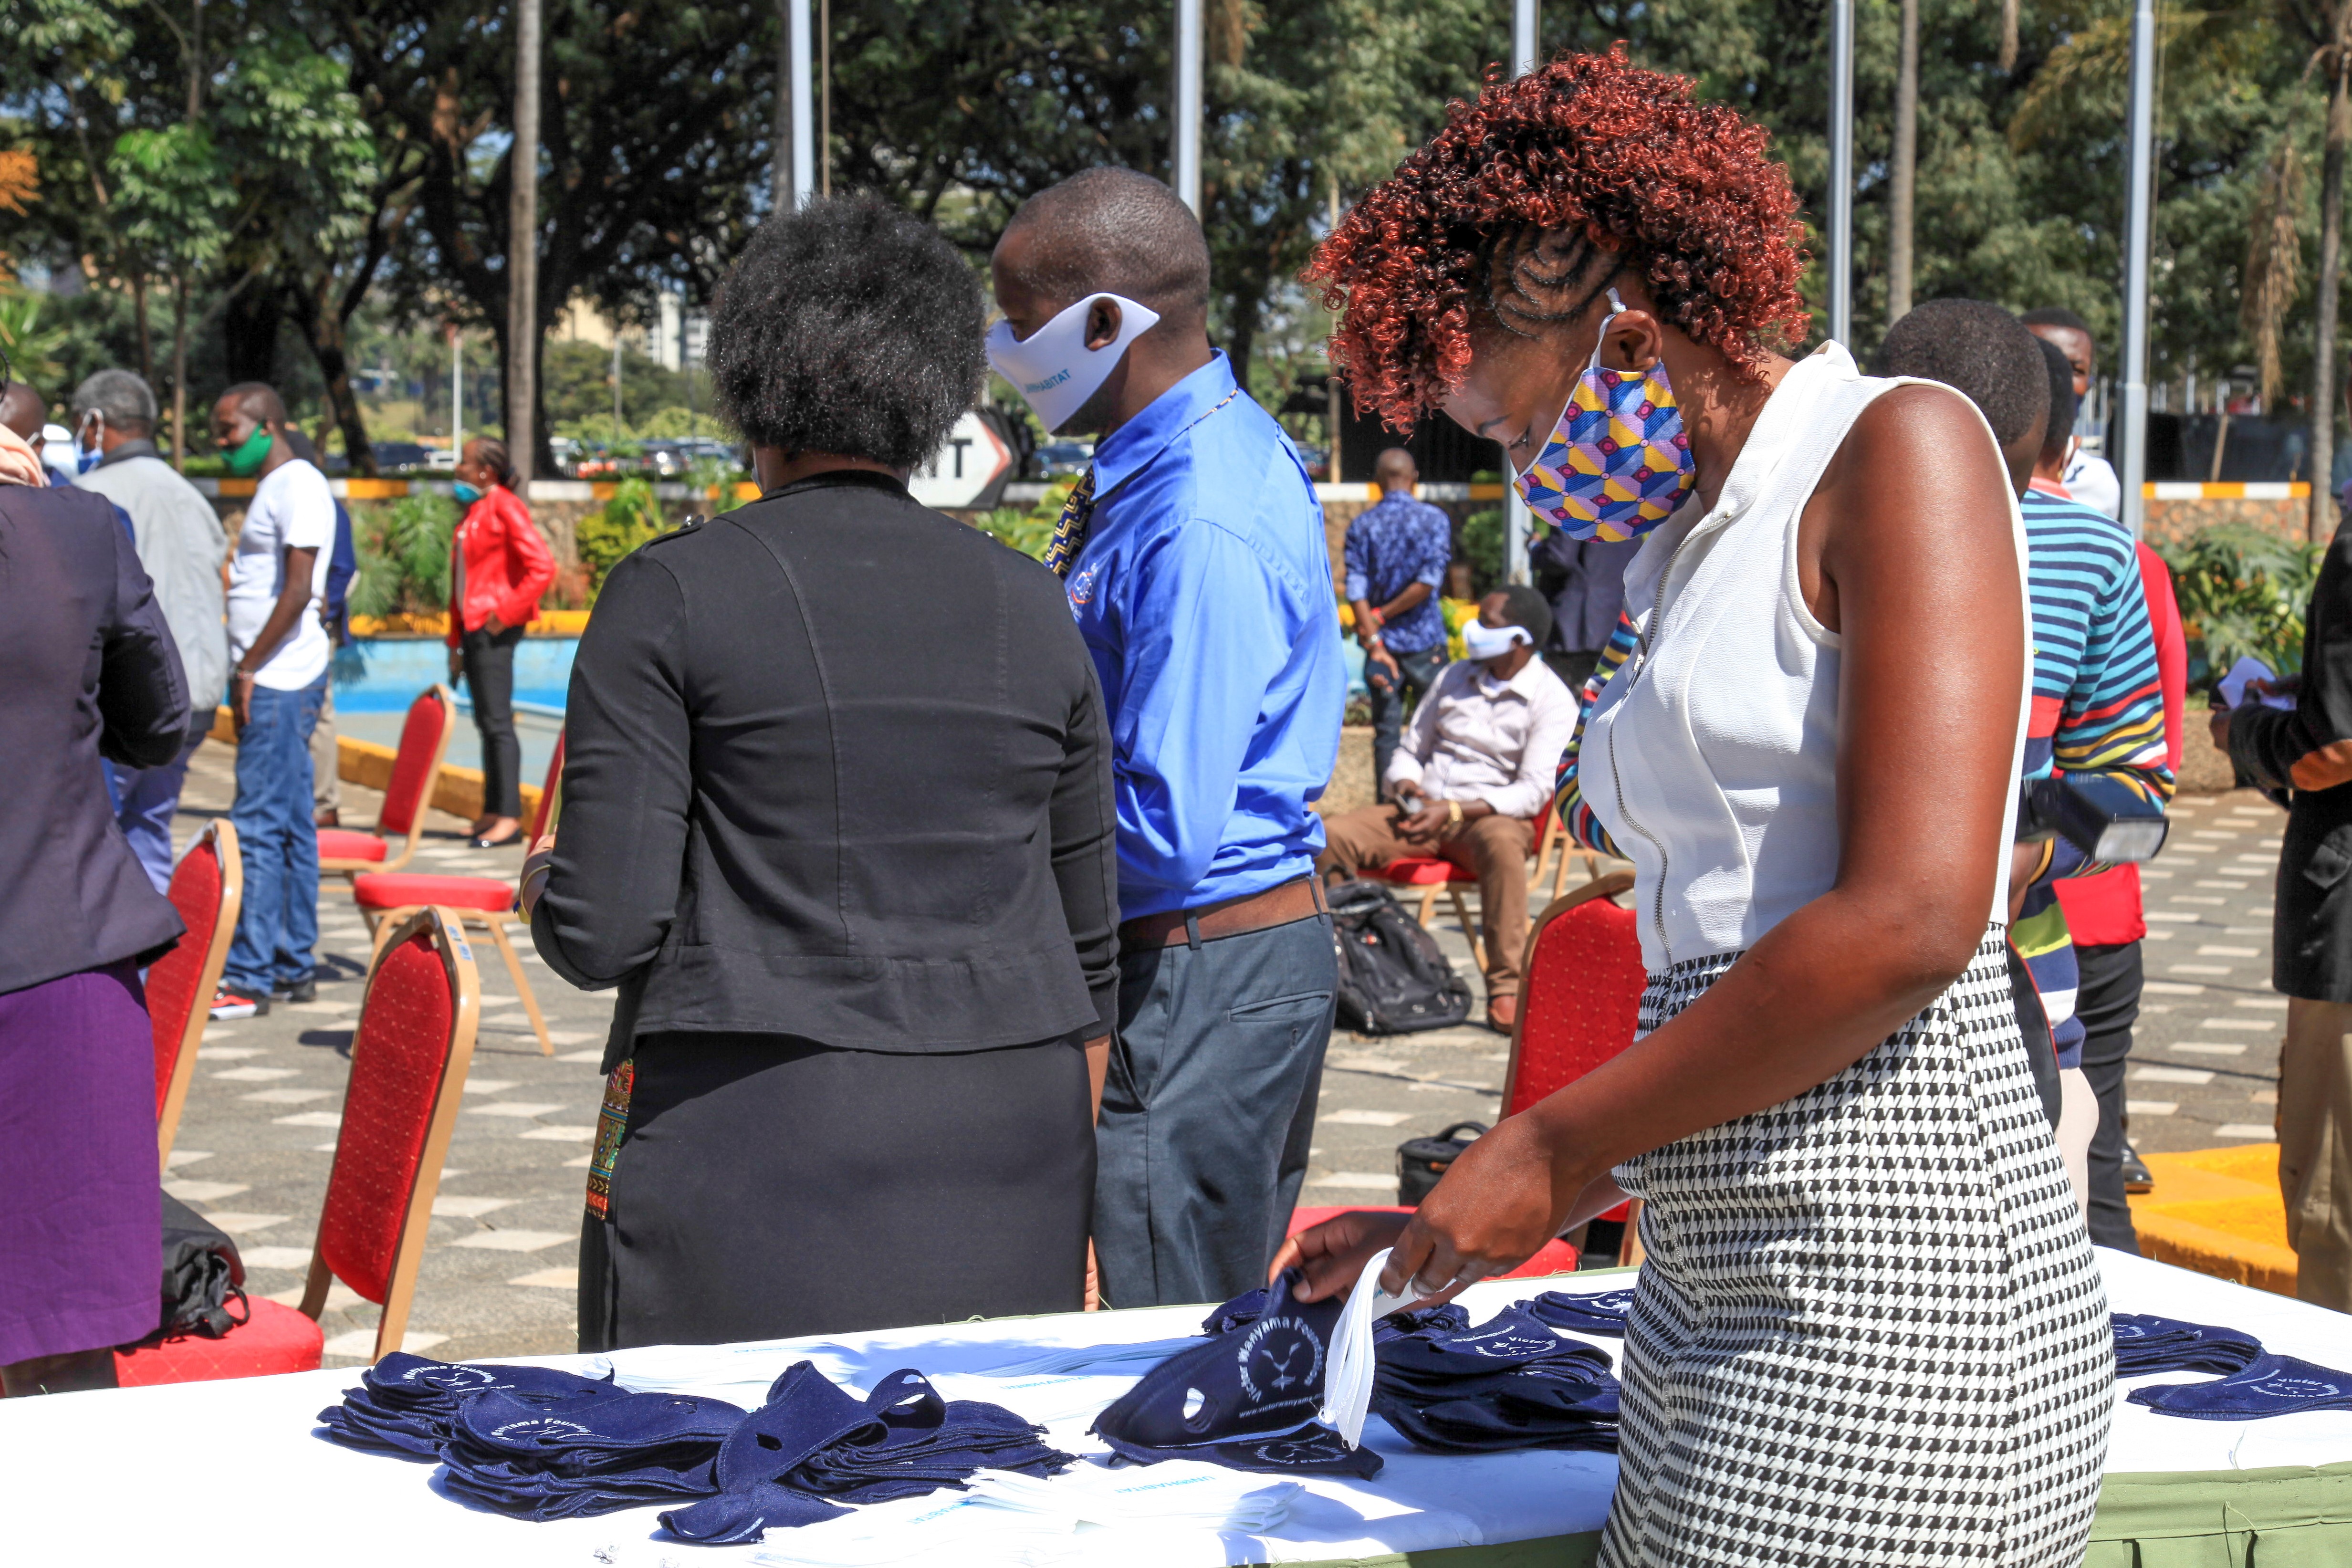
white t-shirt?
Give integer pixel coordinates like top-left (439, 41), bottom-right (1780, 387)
top-left (228, 458), bottom-right (336, 691)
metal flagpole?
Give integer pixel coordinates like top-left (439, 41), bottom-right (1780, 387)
top-left (2117, 0), bottom-right (2156, 540)
top-left (1505, 0), bottom-right (1540, 586)
top-left (1175, 0), bottom-right (1202, 215)
top-left (786, 0), bottom-right (815, 208)
top-left (506, 0), bottom-right (540, 486)
top-left (1828, 0), bottom-right (1855, 346)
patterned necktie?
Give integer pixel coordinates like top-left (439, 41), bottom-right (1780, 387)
top-left (1043, 465), bottom-right (1098, 579)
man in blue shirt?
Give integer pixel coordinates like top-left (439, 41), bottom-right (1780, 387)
top-left (992, 167), bottom-right (1346, 1308)
top-left (1345, 448), bottom-right (1453, 798)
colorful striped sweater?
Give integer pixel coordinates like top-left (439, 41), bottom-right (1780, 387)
top-left (1554, 487), bottom-right (2173, 1060)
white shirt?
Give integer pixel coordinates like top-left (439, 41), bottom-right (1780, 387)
top-left (227, 458), bottom-right (335, 691)
top-left (1385, 654), bottom-right (1575, 820)
top-left (1582, 345), bottom-right (2028, 971)
top-left (2063, 448), bottom-right (2122, 520)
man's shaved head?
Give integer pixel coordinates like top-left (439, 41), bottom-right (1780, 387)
top-left (1374, 447), bottom-right (1417, 488)
top-left (0, 381), bottom-right (46, 441)
top-left (998, 167), bottom-right (1210, 326)
top-left (218, 381), bottom-right (289, 426)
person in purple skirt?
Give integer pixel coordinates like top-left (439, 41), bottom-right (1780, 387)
top-left (0, 398), bottom-right (190, 1395)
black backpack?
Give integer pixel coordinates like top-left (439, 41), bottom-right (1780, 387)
top-left (1327, 878), bottom-right (1474, 1035)
top-left (121, 1194), bottom-right (251, 1348)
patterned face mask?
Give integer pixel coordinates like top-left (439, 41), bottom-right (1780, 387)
top-left (1509, 288), bottom-right (1695, 543)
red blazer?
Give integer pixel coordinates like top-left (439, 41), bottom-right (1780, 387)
top-left (448, 485), bottom-right (554, 645)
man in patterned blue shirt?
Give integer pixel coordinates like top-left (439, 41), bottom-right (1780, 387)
top-left (1345, 448), bottom-right (1454, 798)
top-left (992, 168), bottom-right (1346, 1308)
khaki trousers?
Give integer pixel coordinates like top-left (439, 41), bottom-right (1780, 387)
top-left (1317, 805), bottom-right (1534, 996)
top-left (310, 681), bottom-right (340, 813)
top-left (2282, 996), bottom-right (2352, 1311)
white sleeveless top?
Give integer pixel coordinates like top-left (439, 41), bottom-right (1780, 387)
top-left (1581, 342), bottom-right (2031, 973)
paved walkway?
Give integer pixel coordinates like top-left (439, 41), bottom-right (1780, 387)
top-left (162, 743), bottom-right (2290, 1363)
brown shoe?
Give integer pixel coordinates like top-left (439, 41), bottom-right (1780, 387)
top-left (1485, 993), bottom-right (1519, 1033)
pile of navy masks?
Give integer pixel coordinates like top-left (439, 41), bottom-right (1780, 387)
top-left (317, 1353), bottom-right (631, 1460)
top-left (1526, 1287), bottom-right (1636, 1338)
top-left (660, 1362), bottom-right (1071, 1545)
top-left (1090, 1270), bottom-right (1384, 1480)
top-left (1369, 1303), bottom-right (1619, 1454)
top-left (2112, 1312), bottom-right (2352, 1420)
top-left (440, 1388), bottom-right (748, 1520)
top-left (2110, 1313), bottom-right (2263, 1377)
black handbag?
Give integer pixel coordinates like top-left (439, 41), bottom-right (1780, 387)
top-left (1396, 1121), bottom-right (1487, 1205)
top-left (123, 1193), bottom-right (251, 1347)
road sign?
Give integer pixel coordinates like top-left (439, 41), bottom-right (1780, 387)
top-left (909, 409), bottom-right (1016, 510)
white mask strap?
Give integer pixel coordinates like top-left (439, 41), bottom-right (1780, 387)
top-left (1585, 287), bottom-right (1630, 372)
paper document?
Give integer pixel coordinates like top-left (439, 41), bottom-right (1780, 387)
top-left (2219, 656), bottom-right (2296, 711)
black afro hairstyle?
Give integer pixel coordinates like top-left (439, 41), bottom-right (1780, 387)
top-left (2019, 306), bottom-right (2093, 339)
top-left (2036, 337), bottom-right (2079, 465)
top-left (1876, 300), bottom-right (2049, 450)
top-left (1496, 582), bottom-right (1554, 650)
top-left (706, 195), bottom-right (984, 470)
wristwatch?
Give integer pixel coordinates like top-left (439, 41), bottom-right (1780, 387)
top-left (1445, 799), bottom-right (1463, 828)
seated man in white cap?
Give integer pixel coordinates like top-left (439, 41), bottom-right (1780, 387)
top-left (1317, 584), bottom-right (1574, 1033)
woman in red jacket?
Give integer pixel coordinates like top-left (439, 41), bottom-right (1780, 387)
top-left (448, 438), bottom-right (554, 847)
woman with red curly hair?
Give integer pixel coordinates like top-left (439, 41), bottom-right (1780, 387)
top-left (1277, 50), bottom-right (2111, 1565)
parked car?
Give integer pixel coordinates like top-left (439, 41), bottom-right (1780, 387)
top-left (426, 447), bottom-right (458, 471)
top-left (1033, 439), bottom-right (1094, 478)
top-left (638, 437), bottom-right (743, 478)
top-left (371, 440), bottom-right (432, 473)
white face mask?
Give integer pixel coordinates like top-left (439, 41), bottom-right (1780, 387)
top-left (1462, 620), bottom-right (1533, 661)
top-left (985, 292), bottom-right (1162, 435)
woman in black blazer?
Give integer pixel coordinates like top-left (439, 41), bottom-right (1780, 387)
top-left (0, 421), bottom-right (189, 1394)
top-left (526, 198), bottom-right (1119, 1349)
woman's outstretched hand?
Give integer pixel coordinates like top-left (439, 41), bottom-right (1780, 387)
top-left (1269, 1113), bottom-right (1578, 1307)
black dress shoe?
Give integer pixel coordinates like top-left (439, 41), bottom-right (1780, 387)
top-left (2122, 1144), bottom-right (2154, 1194)
top-left (273, 975), bottom-right (318, 1005)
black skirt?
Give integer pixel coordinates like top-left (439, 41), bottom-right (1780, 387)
top-left (579, 1031), bottom-right (1093, 1352)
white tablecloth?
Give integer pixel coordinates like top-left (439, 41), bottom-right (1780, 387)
top-left (4, 1249), bottom-right (2346, 1567)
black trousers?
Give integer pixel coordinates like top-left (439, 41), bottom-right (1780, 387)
top-left (460, 622), bottom-right (525, 818)
top-left (2074, 940), bottom-right (2144, 1254)
top-left (579, 1030), bottom-right (1093, 1351)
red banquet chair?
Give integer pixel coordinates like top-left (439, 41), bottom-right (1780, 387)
top-left (151, 818), bottom-right (244, 1170)
top-left (1365, 799), bottom-right (1580, 975)
top-left (352, 733), bottom-right (563, 1056)
top-left (317, 684), bottom-right (457, 878)
top-left (1504, 870), bottom-right (1646, 1266)
top-left (115, 906), bottom-right (482, 1385)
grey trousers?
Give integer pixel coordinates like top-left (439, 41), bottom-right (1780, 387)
top-left (1094, 909), bottom-right (1337, 1309)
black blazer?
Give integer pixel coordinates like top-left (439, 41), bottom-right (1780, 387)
top-left (0, 483), bottom-right (189, 994)
top-left (532, 471), bottom-right (1119, 1066)
top-left (2230, 512), bottom-right (2352, 1001)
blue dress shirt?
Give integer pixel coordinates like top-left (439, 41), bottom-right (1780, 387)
top-left (1065, 352), bottom-right (1345, 919)
top-left (1342, 491), bottom-right (1453, 655)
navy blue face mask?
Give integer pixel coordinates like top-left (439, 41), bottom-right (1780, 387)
top-left (2126, 1353), bottom-right (2352, 1419)
top-left (2110, 1312), bottom-right (2264, 1377)
top-left (1092, 1268), bottom-right (1382, 1479)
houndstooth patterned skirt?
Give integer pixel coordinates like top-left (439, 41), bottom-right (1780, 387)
top-left (1596, 932), bottom-right (2113, 1568)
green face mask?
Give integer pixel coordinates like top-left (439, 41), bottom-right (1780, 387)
top-left (222, 424), bottom-right (274, 477)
